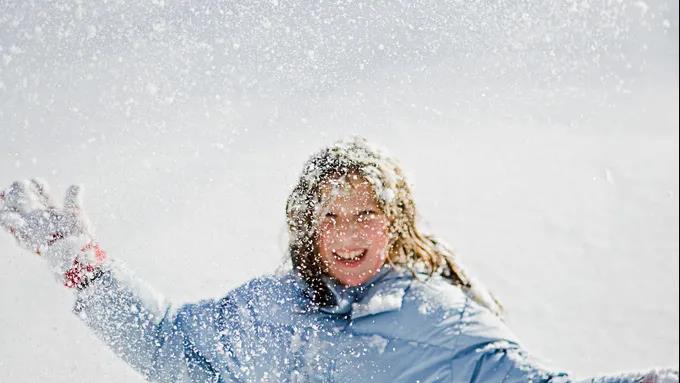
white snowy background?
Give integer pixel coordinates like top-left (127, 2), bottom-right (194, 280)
top-left (0, 1), bottom-right (678, 382)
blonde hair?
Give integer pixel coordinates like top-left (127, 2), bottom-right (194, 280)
top-left (285, 136), bottom-right (502, 315)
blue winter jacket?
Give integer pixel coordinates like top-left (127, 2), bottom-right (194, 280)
top-left (73, 263), bottom-right (645, 383)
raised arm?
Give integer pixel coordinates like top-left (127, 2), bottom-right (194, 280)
top-left (72, 259), bottom-right (225, 382)
top-left (0, 179), bottom-right (222, 382)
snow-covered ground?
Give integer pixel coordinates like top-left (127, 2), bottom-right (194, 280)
top-left (1, 1), bottom-right (678, 382)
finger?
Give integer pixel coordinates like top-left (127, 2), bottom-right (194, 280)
top-left (64, 184), bottom-right (92, 237)
top-left (29, 178), bottom-right (54, 208)
top-left (63, 184), bottom-right (83, 212)
top-left (0, 210), bottom-right (26, 237)
top-left (2, 181), bottom-right (31, 214)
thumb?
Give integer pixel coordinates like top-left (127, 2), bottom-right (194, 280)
top-left (63, 184), bottom-right (83, 212)
top-left (63, 184), bottom-right (92, 237)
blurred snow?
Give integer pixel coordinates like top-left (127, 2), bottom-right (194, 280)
top-left (0, 0), bottom-right (678, 381)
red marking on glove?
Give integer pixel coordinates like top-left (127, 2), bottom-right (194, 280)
top-left (63, 241), bottom-right (107, 289)
top-left (64, 259), bottom-right (88, 289)
top-left (80, 242), bottom-right (108, 263)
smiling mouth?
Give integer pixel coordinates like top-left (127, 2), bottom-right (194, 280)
top-left (332, 249), bottom-right (367, 263)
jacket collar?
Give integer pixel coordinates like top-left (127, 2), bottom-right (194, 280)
top-left (318, 265), bottom-right (411, 319)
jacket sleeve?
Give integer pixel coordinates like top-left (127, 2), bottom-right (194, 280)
top-left (72, 260), bottom-right (223, 383)
top-left (447, 294), bottom-right (647, 383)
top-left (462, 340), bottom-right (653, 383)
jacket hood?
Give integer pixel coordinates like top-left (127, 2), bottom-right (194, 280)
top-left (317, 264), bottom-right (412, 320)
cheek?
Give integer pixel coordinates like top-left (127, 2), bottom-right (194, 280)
top-left (317, 225), bottom-right (336, 257)
top-left (364, 219), bottom-right (390, 247)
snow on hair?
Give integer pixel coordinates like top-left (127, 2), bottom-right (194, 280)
top-left (285, 136), bottom-right (502, 315)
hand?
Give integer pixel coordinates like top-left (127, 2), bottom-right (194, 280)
top-left (0, 179), bottom-right (107, 288)
top-left (0, 179), bottom-right (89, 253)
top-left (641, 369), bottom-right (679, 383)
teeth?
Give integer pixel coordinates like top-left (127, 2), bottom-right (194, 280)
top-left (334, 250), bottom-right (365, 260)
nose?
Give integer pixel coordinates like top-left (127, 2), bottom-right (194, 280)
top-left (334, 218), bottom-right (366, 241)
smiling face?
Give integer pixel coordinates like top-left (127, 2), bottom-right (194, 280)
top-left (315, 174), bottom-right (391, 287)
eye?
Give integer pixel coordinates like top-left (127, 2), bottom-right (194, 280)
top-left (324, 212), bottom-right (337, 220)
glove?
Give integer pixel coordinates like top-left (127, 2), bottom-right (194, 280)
top-left (641, 369), bottom-right (679, 383)
top-left (0, 179), bottom-right (108, 289)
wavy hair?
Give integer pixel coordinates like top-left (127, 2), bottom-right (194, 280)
top-left (285, 136), bottom-right (502, 315)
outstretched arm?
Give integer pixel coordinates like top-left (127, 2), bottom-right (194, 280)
top-left (466, 341), bottom-right (677, 383)
top-left (456, 302), bottom-right (678, 383)
top-left (447, 293), bottom-right (678, 383)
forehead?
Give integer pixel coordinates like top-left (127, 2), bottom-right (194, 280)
top-left (318, 174), bottom-right (379, 208)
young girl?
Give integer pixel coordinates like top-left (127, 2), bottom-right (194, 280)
top-left (0, 137), bottom-right (676, 383)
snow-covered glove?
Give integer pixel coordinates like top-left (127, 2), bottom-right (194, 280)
top-left (0, 179), bottom-right (108, 289)
top-left (640, 369), bottom-right (679, 383)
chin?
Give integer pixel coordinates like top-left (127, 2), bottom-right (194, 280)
top-left (335, 269), bottom-right (378, 287)
top-left (337, 277), bottom-right (366, 287)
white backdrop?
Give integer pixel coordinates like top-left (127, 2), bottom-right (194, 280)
top-left (1, 1), bottom-right (678, 382)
